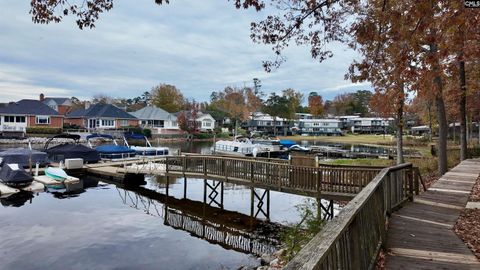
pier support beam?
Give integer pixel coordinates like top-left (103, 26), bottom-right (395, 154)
top-left (203, 179), bottom-right (224, 209)
top-left (250, 188), bottom-right (270, 220)
top-left (317, 198), bottom-right (334, 220)
top-left (183, 177), bottom-right (187, 199)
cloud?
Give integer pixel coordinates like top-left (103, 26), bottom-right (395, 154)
top-left (0, 0), bottom-right (370, 103)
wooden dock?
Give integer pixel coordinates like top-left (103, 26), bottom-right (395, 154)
top-left (386, 159), bottom-right (480, 269)
top-left (83, 155), bottom-right (384, 200)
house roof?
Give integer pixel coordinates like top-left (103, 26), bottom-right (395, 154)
top-left (0, 99), bottom-right (60, 116)
top-left (43, 98), bottom-right (71, 106)
top-left (130, 106), bottom-right (173, 121)
top-left (66, 103), bottom-right (136, 119)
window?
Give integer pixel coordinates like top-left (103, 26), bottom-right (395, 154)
top-left (120, 120), bottom-right (129, 127)
top-left (36, 116), bottom-right (50, 124)
top-left (16, 116), bottom-right (25, 123)
top-left (101, 119), bottom-right (115, 127)
top-left (204, 121), bottom-right (211, 127)
top-left (4, 116), bottom-right (15, 122)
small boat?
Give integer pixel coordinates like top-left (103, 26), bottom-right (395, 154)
top-left (0, 147), bottom-right (50, 168)
top-left (0, 163), bottom-right (34, 188)
top-left (45, 167), bottom-right (69, 182)
top-left (123, 133), bottom-right (169, 156)
top-left (44, 134), bottom-right (100, 163)
top-left (87, 134), bottom-right (137, 159)
top-left (288, 144), bottom-right (311, 152)
top-left (279, 140), bottom-right (297, 148)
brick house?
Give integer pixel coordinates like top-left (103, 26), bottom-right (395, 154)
top-left (0, 99), bottom-right (63, 134)
top-left (65, 103), bottom-right (138, 130)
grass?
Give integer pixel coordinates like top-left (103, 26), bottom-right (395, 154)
top-left (278, 134), bottom-right (397, 145)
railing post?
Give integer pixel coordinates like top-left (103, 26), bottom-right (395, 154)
top-left (165, 156), bottom-right (169, 174)
top-left (203, 158), bottom-right (207, 176)
top-left (414, 168), bottom-right (420, 195)
top-left (250, 162), bottom-right (254, 183)
top-left (408, 168), bottom-right (414, 201)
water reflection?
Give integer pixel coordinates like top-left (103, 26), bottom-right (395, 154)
top-left (116, 185), bottom-right (281, 256)
top-left (0, 191), bottom-right (34, 207)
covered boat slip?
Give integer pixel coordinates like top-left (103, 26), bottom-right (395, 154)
top-left (45, 134), bottom-right (100, 164)
top-left (87, 133), bottom-right (137, 159)
top-left (123, 133), bottom-right (169, 156)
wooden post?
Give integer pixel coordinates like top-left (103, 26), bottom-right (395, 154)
top-left (408, 169), bottom-right (414, 201)
top-left (166, 176), bottom-right (169, 197)
top-left (266, 189), bottom-right (270, 221)
top-left (183, 177), bottom-right (187, 199)
top-left (250, 187), bottom-right (254, 218)
top-left (203, 179), bottom-right (207, 204)
top-left (220, 181), bottom-right (224, 209)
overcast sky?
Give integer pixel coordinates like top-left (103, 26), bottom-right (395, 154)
top-left (0, 1), bottom-right (371, 103)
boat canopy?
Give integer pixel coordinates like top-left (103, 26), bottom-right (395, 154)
top-left (96, 145), bottom-right (136, 154)
top-left (0, 148), bottom-right (50, 168)
top-left (44, 134), bottom-right (81, 150)
top-left (46, 144), bottom-right (100, 163)
top-left (86, 134), bottom-right (115, 141)
top-left (124, 133), bottom-right (146, 140)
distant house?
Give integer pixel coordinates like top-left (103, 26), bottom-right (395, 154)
top-left (0, 99), bottom-right (63, 134)
top-left (40, 93), bottom-right (72, 115)
top-left (298, 119), bottom-right (342, 135)
top-left (243, 112), bottom-right (290, 135)
top-left (131, 106), bottom-right (179, 134)
top-left (174, 111), bottom-right (216, 132)
top-left (350, 117), bottom-right (394, 134)
top-left (65, 103), bottom-right (138, 130)
top-left (411, 125), bottom-right (430, 136)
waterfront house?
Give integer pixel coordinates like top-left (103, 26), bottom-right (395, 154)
top-left (65, 103), bottom-right (138, 130)
top-left (0, 99), bottom-right (63, 135)
top-left (131, 106), bottom-right (179, 134)
top-left (411, 125), bottom-right (430, 136)
top-left (298, 119), bottom-right (342, 135)
top-left (349, 117), bottom-right (394, 134)
top-left (243, 112), bottom-right (290, 136)
top-left (174, 111), bottom-right (216, 132)
top-left (40, 93), bottom-right (72, 115)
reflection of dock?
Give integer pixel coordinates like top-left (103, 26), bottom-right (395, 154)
top-left (116, 185), bottom-right (280, 256)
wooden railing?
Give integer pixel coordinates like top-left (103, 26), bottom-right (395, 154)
top-left (163, 155), bottom-right (382, 198)
top-left (283, 163), bottom-right (415, 270)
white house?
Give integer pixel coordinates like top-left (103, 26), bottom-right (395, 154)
top-left (131, 106), bottom-right (179, 134)
top-left (349, 117), bottom-right (394, 133)
top-left (196, 112), bottom-right (215, 132)
top-left (298, 119), bottom-right (342, 135)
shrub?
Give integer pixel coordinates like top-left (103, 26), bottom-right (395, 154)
top-left (26, 127), bottom-right (63, 134)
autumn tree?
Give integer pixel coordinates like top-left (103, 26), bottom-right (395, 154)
top-left (308, 92), bottom-right (324, 117)
top-left (151, 84), bottom-right (185, 113)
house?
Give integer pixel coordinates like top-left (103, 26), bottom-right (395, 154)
top-left (295, 113), bottom-right (314, 120)
top-left (349, 117), bottom-right (394, 134)
top-left (65, 103), bottom-right (138, 130)
top-left (298, 119), bottom-right (342, 135)
top-left (131, 106), bottom-right (179, 134)
top-left (335, 115), bottom-right (360, 130)
top-left (0, 99), bottom-right (63, 134)
top-left (411, 125), bottom-right (430, 136)
top-left (174, 111), bottom-right (216, 132)
top-left (243, 112), bottom-right (290, 136)
top-left (40, 93), bottom-right (72, 115)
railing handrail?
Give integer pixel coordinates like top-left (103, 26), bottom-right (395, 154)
top-left (284, 162), bottom-right (413, 270)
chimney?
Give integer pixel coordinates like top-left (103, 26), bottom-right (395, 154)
top-left (39, 93), bottom-right (45, 101)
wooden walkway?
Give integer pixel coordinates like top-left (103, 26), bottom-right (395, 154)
top-left (386, 159), bottom-right (480, 269)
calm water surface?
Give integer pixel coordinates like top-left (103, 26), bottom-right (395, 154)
top-left (0, 141), bottom-right (327, 270)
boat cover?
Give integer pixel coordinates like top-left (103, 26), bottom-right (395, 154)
top-left (0, 163), bottom-right (33, 187)
top-left (96, 145), bottom-right (136, 154)
top-left (124, 133), bottom-right (146, 140)
top-left (46, 144), bottom-right (100, 163)
top-left (0, 148), bottom-right (50, 168)
top-left (87, 134), bottom-right (114, 140)
top-left (280, 140), bottom-right (297, 148)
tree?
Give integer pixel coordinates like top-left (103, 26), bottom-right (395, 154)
top-left (177, 100), bottom-right (199, 134)
top-left (282, 88), bottom-right (304, 120)
top-left (308, 92), bottom-right (324, 117)
top-left (151, 83), bottom-right (185, 113)
top-left (263, 93), bottom-right (290, 136)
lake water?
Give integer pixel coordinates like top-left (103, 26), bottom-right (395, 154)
top-left (0, 141), bottom-right (333, 270)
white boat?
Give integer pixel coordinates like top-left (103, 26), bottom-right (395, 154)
top-left (45, 167), bottom-right (69, 182)
top-left (123, 134), bottom-right (169, 156)
top-left (213, 137), bottom-right (272, 157)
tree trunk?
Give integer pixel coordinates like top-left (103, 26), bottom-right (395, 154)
top-left (396, 85), bottom-right (405, 165)
top-left (435, 92), bottom-right (448, 175)
top-left (460, 60), bottom-right (467, 160)
top-left (428, 103), bottom-right (433, 142)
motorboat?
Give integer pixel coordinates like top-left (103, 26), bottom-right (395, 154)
top-left (279, 139), bottom-right (297, 148)
top-left (288, 144), bottom-right (311, 153)
top-left (123, 133), bottom-right (169, 156)
top-left (45, 167), bottom-right (69, 182)
top-left (44, 134), bottom-right (100, 163)
top-left (0, 162), bottom-right (34, 188)
top-left (87, 134), bottom-right (136, 159)
top-left (250, 138), bottom-right (284, 152)
top-left (213, 136), bottom-right (275, 157)
top-left (0, 145), bottom-right (49, 168)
